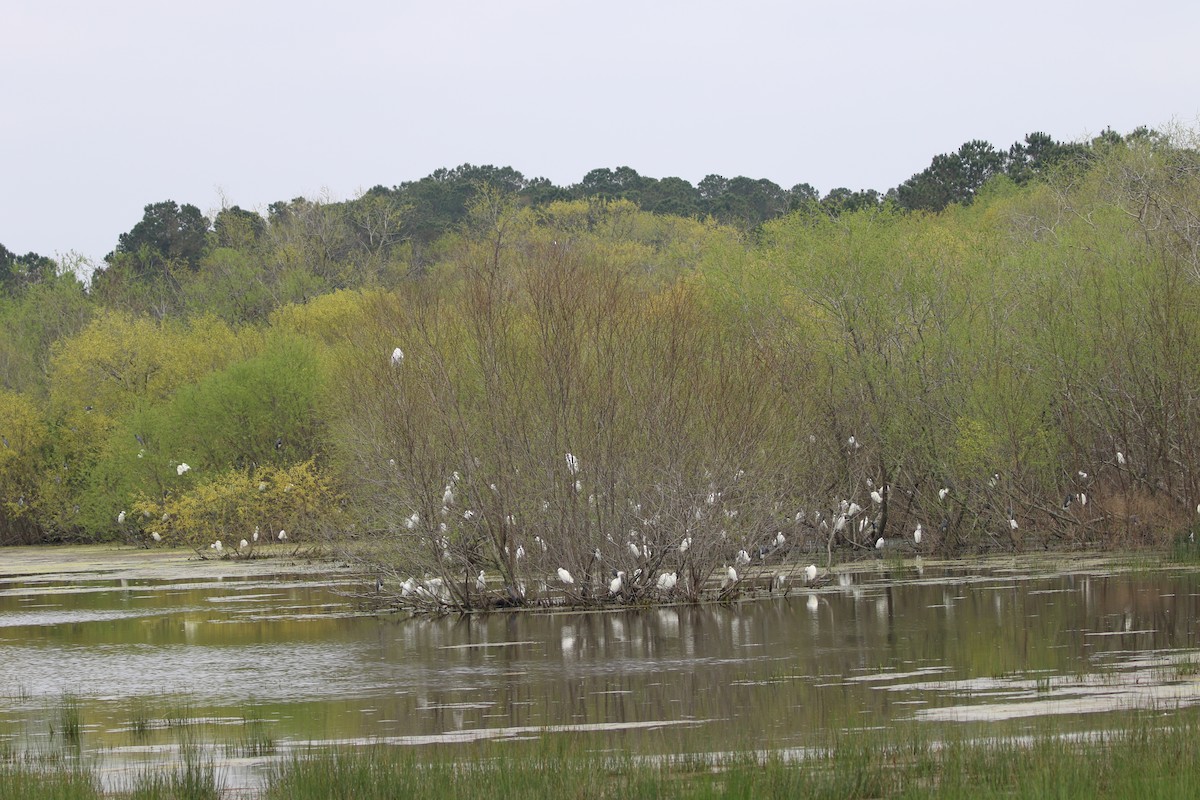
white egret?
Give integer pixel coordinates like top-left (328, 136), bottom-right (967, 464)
top-left (150, 531), bottom-right (162, 542)
top-left (557, 568), bottom-right (574, 585)
top-left (1080, 493), bottom-right (1087, 506)
top-left (656, 571), bottom-right (677, 591)
top-left (278, 529), bottom-right (287, 541)
top-left (629, 541), bottom-right (641, 559)
top-left (463, 509), bottom-right (475, 520)
top-left (239, 538), bottom-right (249, 550)
top-left (211, 540), bottom-right (223, 553)
top-left (870, 490), bottom-right (883, 504)
top-left (1078, 470), bottom-right (1088, 480)
top-left (117, 510), bottom-right (126, 524)
top-left (1009, 518), bottom-right (1018, 530)
top-left (914, 523), bottom-right (923, 544)
top-left (565, 452), bottom-right (580, 475)
top-left (775, 532), bottom-right (786, 547)
top-left (847, 502), bottom-right (862, 517)
top-left (847, 435), bottom-right (859, 449)
top-left (833, 514), bottom-right (847, 533)
top-left (679, 536), bottom-right (692, 553)
top-left (405, 512), bottom-right (419, 529)
top-left (574, 480), bottom-right (583, 494)
top-left (443, 485), bottom-right (454, 506)
top-left (609, 571), bottom-right (625, 595)
top-left (515, 545), bottom-right (525, 560)
top-left (252, 528), bottom-right (259, 542)
top-left (875, 537), bottom-right (885, 550)
top-left (391, 347), bottom-right (404, 366)
top-left (735, 549), bottom-right (751, 567)
top-left (804, 564), bottom-right (818, 583)
top-left (724, 565), bottom-right (738, 587)
top-left (177, 463), bottom-right (191, 476)
top-left (400, 577), bottom-right (417, 597)
top-left (476, 571), bottom-right (487, 591)
top-left (1116, 451), bottom-right (1126, 465)
top-left (939, 487), bottom-right (949, 501)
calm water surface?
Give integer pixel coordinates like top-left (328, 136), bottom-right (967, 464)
top-left (2, 548), bottom-right (1200, 792)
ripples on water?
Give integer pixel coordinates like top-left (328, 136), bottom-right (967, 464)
top-left (1, 553), bottom-right (1199, 791)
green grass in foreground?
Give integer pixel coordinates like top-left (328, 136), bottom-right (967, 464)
top-left (5, 710), bottom-right (1200, 799)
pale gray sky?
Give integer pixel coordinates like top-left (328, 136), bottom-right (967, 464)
top-left (3, 0), bottom-right (1198, 266)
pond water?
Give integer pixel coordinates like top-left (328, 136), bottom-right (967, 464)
top-left (2, 546), bottom-right (1200, 794)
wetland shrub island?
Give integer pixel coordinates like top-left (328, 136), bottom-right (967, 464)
top-left (3, 125), bottom-right (1200, 612)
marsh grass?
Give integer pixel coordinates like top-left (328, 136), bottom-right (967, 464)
top-left (49, 693), bottom-right (83, 746)
top-left (7, 709), bottom-right (1200, 798)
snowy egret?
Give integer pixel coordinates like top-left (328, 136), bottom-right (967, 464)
top-left (939, 487), bottom-right (949, 501)
top-left (847, 502), bottom-right (862, 517)
top-left (515, 545), bottom-right (525, 560)
top-left (391, 347), bottom-right (404, 366)
top-left (914, 523), bottom-right (923, 544)
top-left (211, 540), bottom-right (223, 553)
top-left (1080, 493), bottom-right (1087, 506)
top-left (443, 485), bottom-right (454, 506)
top-left (277, 530), bottom-right (287, 541)
top-left (656, 571), bottom-right (677, 591)
top-left (804, 564), bottom-right (819, 583)
top-left (629, 542), bottom-right (641, 558)
top-left (679, 536), bottom-right (692, 553)
top-left (117, 510), bottom-right (126, 524)
top-left (150, 532), bottom-right (162, 542)
top-left (400, 578), bottom-right (417, 597)
top-left (252, 528), bottom-right (259, 542)
top-left (1009, 517), bottom-right (1018, 530)
top-left (177, 463), bottom-right (190, 476)
top-left (1117, 451), bottom-right (1126, 465)
top-left (775, 532), bottom-right (786, 547)
top-left (405, 512), bottom-right (419, 529)
top-left (476, 571), bottom-right (487, 591)
top-left (239, 538), bottom-right (249, 550)
top-left (870, 490), bottom-right (883, 504)
top-left (557, 568), bottom-right (574, 585)
top-left (609, 571), bottom-right (625, 595)
top-left (833, 514), bottom-right (847, 533)
top-left (735, 549), bottom-right (751, 567)
top-left (875, 537), bottom-right (885, 550)
top-left (565, 452), bottom-right (580, 475)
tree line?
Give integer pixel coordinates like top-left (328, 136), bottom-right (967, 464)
top-left (1, 124), bottom-right (1197, 610)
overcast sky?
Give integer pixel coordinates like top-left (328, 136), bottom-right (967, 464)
top-left (4, 0), bottom-right (1198, 266)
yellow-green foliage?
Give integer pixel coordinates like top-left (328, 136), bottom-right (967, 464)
top-left (0, 391), bottom-right (46, 524)
top-left (134, 460), bottom-right (342, 550)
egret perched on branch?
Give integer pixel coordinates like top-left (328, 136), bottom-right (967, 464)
top-left (609, 571), bottom-right (625, 595)
top-left (939, 487), bottom-right (949, 501)
top-left (278, 530), bottom-right (288, 541)
top-left (735, 549), bottom-right (751, 567)
top-left (628, 541), bottom-right (641, 559)
top-left (443, 485), bottom-right (454, 506)
top-left (390, 347), bottom-right (404, 366)
top-left (211, 540), bottom-right (223, 553)
top-left (557, 568), bottom-right (574, 585)
top-left (252, 528), bottom-right (259, 542)
top-left (875, 537), bottom-right (885, 550)
top-left (1116, 451), bottom-right (1126, 465)
top-left (476, 571), bottom-right (487, 591)
top-left (914, 523), bottom-right (923, 544)
top-left (870, 489), bottom-right (883, 505)
top-left (150, 531), bottom-right (162, 542)
top-left (405, 512), bottom-right (419, 529)
top-left (177, 463), bottom-right (190, 476)
top-left (117, 510), bottom-right (126, 524)
top-left (679, 536), bottom-right (692, 553)
top-left (775, 532), bottom-right (786, 547)
top-left (565, 452), bottom-right (580, 475)
top-left (847, 502), bottom-right (862, 517)
top-left (804, 564), bottom-right (818, 583)
top-left (656, 571), bottom-right (677, 591)
top-left (723, 565), bottom-right (738, 588)
top-left (239, 538), bottom-right (249, 550)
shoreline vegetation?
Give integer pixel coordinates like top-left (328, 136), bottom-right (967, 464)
top-left (5, 707), bottom-right (1200, 799)
top-left (3, 125), bottom-right (1200, 614)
